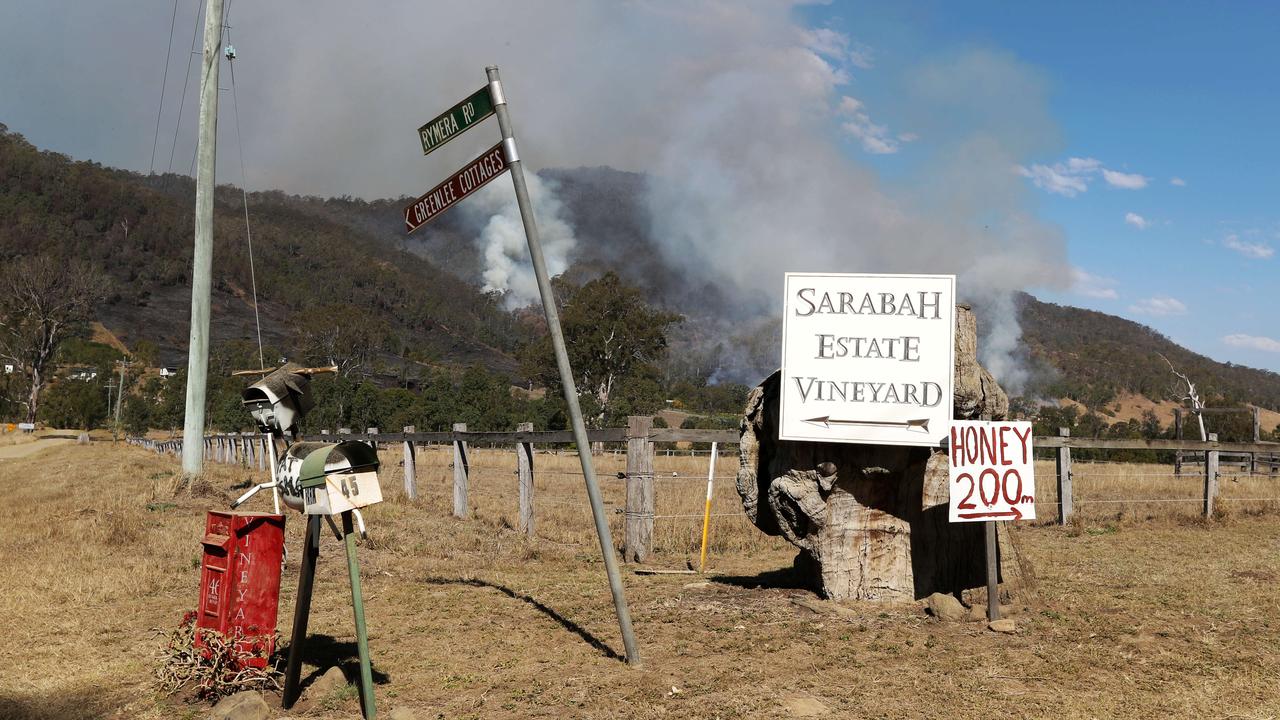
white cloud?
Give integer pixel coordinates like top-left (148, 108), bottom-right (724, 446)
top-left (1017, 157), bottom-right (1149, 196)
top-left (1071, 267), bottom-right (1119, 299)
top-left (1218, 333), bottom-right (1280, 351)
top-left (800, 28), bottom-right (873, 70)
top-left (838, 95), bottom-right (901, 154)
top-left (1015, 157), bottom-right (1098, 196)
top-left (1129, 296), bottom-right (1187, 316)
top-left (1223, 334), bottom-right (1280, 353)
top-left (1170, 177), bottom-right (1187, 187)
top-left (1222, 233), bottom-right (1275, 259)
top-left (1124, 212), bottom-right (1149, 230)
top-left (1101, 169), bottom-right (1149, 189)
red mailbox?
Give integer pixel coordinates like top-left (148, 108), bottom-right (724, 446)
top-left (196, 510), bottom-right (285, 667)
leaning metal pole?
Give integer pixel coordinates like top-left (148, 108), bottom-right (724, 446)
top-left (486, 65), bottom-right (640, 665)
top-left (181, 0), bottom-right (225, 475)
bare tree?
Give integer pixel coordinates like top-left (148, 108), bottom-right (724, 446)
top-left (0, 256), bottom-right (106, 423)
top-left (1159, 353), bottom-right (1207, 441)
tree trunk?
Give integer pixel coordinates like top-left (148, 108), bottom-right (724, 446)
top-left (25, 366), bottom-right (40, 424)
top-left (736, 305), bottom-right (1030, 602)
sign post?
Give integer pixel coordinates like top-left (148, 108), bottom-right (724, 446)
top-left (483, 65), bottom-right (640, 665)
top-left (779, 272), bottom-right (956, 446)
top-left (402, 67), bottom-right (640, 666)
top-left (947, 419), bottom-right (1036, 620)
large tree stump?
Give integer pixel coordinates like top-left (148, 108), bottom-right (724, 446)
top-left (736, 305), bottom-right (1030, 602)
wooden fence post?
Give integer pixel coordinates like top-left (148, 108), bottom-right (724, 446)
top-left (402, 426), bottom-right (417, 500)
top-left (1174, 409), bottom-right (1183, 477)
top-left (244, 434), bottom-right (254, 468)
top-left (516, 422), bottom-right (534, 537)
top-left (1056, 427), bottom-right (1073, 525)
top-left (452, 423), bottom-right (469, 518)
top-left (258, 436), bottom-right (268, 471)
top-left (624, 416), bottom-right (655, 562)
top-left (1204, 432), bottom-right (1219, 518)
top-left (1251, 407), bottom-right (1260, 475)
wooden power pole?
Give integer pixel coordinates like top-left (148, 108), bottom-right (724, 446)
top-left (181, 0), bottom-right (225, 476)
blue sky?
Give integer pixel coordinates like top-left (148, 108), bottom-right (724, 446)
top-left (804, 1), bottom-right (1280, 373)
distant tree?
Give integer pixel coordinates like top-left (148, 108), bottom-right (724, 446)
top-left (519, 272), bottom-right (682, 427)
top-left (0, 255), bottom-right (106, 422)
top-left (131, 339), bottom-right (159, 369)
top-left (293, 304), bottom-right (390, 379)
top-left (38, 379), bottom-right (107, 429)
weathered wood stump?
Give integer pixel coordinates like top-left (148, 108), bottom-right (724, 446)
top-left (736, 305), bottom-right (1030, 602)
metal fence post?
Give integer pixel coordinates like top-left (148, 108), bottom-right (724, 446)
top-left (516, 422), bottom-right (535, 536)
top-left (624, 416), bottom-right (655, 562)
top-left (1056, 427), bottom-right (1073, 525)
top-left (403, 425), bottom-right (417, 501)
top-left (1204, 432), bottom-right (1219, 518)
top-left (453, 423), bottom-right (469, 518)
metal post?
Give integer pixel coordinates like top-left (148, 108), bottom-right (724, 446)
top-left (282, 514), bottom-right (321, 709)
top-left (985, 520), bottom-right (999, 621)
top-left (180, 0), bottom-right (224, 476)
top-left (342, 511), bottom-right (376, 719)
top-left (114, 360), bottom-right (127, 433)
top-left (486, 65), bottom-right (639, 665)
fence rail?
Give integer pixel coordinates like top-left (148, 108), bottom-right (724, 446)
top-left (129, 420), bottom-right (1280, 559)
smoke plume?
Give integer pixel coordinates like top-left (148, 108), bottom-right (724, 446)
top-left (3, 2), bottom-right (1072, 391)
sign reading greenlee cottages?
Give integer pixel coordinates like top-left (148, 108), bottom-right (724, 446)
top-left (417, 86), bottom-right (495, 155)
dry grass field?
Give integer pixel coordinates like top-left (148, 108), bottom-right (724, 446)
top-left (2, 440), bottom-right (1279, 719)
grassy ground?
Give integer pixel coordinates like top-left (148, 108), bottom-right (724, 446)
top-left (1, 441), bottom-right (1278, 719)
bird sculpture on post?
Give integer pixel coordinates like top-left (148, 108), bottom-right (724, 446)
top-left (231, 362), bottom-right (381, 719)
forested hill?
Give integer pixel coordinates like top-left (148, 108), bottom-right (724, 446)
top-left (0, 123), bottom-right (523, 372)
top-left (3, 124), bottom-right (1278, 414)
top-left (1017, 293), bottom-right (1280, 410)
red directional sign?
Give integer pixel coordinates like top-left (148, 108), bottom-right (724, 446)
top-left (403, 142), bottom-right (509, 234)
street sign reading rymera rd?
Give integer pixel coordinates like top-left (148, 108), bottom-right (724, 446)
top-left (404, 141), bottom-right (508, 234)
top-left (417, 86), bottom-right (494, 155)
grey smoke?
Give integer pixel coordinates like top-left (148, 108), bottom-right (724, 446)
top-left (0, 2), bottom-right (1070, 391)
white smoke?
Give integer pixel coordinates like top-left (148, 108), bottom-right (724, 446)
top-left (14, 2), bottom-right (1074, 390)
top-left (460, 173), bottom-right (576, 308)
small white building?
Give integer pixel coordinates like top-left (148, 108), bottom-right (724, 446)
top-left (159, 367), bottom-right (178, 378)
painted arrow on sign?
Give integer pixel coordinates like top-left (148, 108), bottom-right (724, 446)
top-left (802, 416), bottom-right (931, 432)
top-left (404, 142), bottom-right (509, 234)
top-left (956, 506), bottom-right (1024, 521)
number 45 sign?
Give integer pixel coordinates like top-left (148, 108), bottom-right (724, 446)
top-left (948, 420), bottom-right (1036, 522)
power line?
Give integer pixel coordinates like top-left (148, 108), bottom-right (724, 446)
top-left (223, 10), bottom-right (265, 371)
top-left (166, 0), bottom-right (203, 175)
top-left (148, 0), bottom-right (180, 175)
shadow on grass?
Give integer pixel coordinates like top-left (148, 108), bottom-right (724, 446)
top-left (422, 575), bottom-right (623, 661)
top-left (289, 634), bottom-right (392, 689)
top-left (0, 685), bottom-right (122, 720)
top-left (711, 561), bottom-right (815, 593)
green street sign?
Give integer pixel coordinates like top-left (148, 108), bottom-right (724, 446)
top-left (417, 86), bottom-right (494, 155)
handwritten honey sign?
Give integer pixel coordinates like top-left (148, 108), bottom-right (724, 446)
top-left (948, 420), bottom-right (1036, 522)
top-left (779, 273), bottom-right (956, 446)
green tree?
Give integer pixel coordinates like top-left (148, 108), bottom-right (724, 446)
top-left (0, 255), bottom-right (107, 422)
top-left (519, 272), bottom-right (681, 427)
top-left (38, 378), bottom-right (107, 429)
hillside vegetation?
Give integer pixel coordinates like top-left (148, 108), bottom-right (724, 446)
top-left (2, 125), bottom-right (1278, 437)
